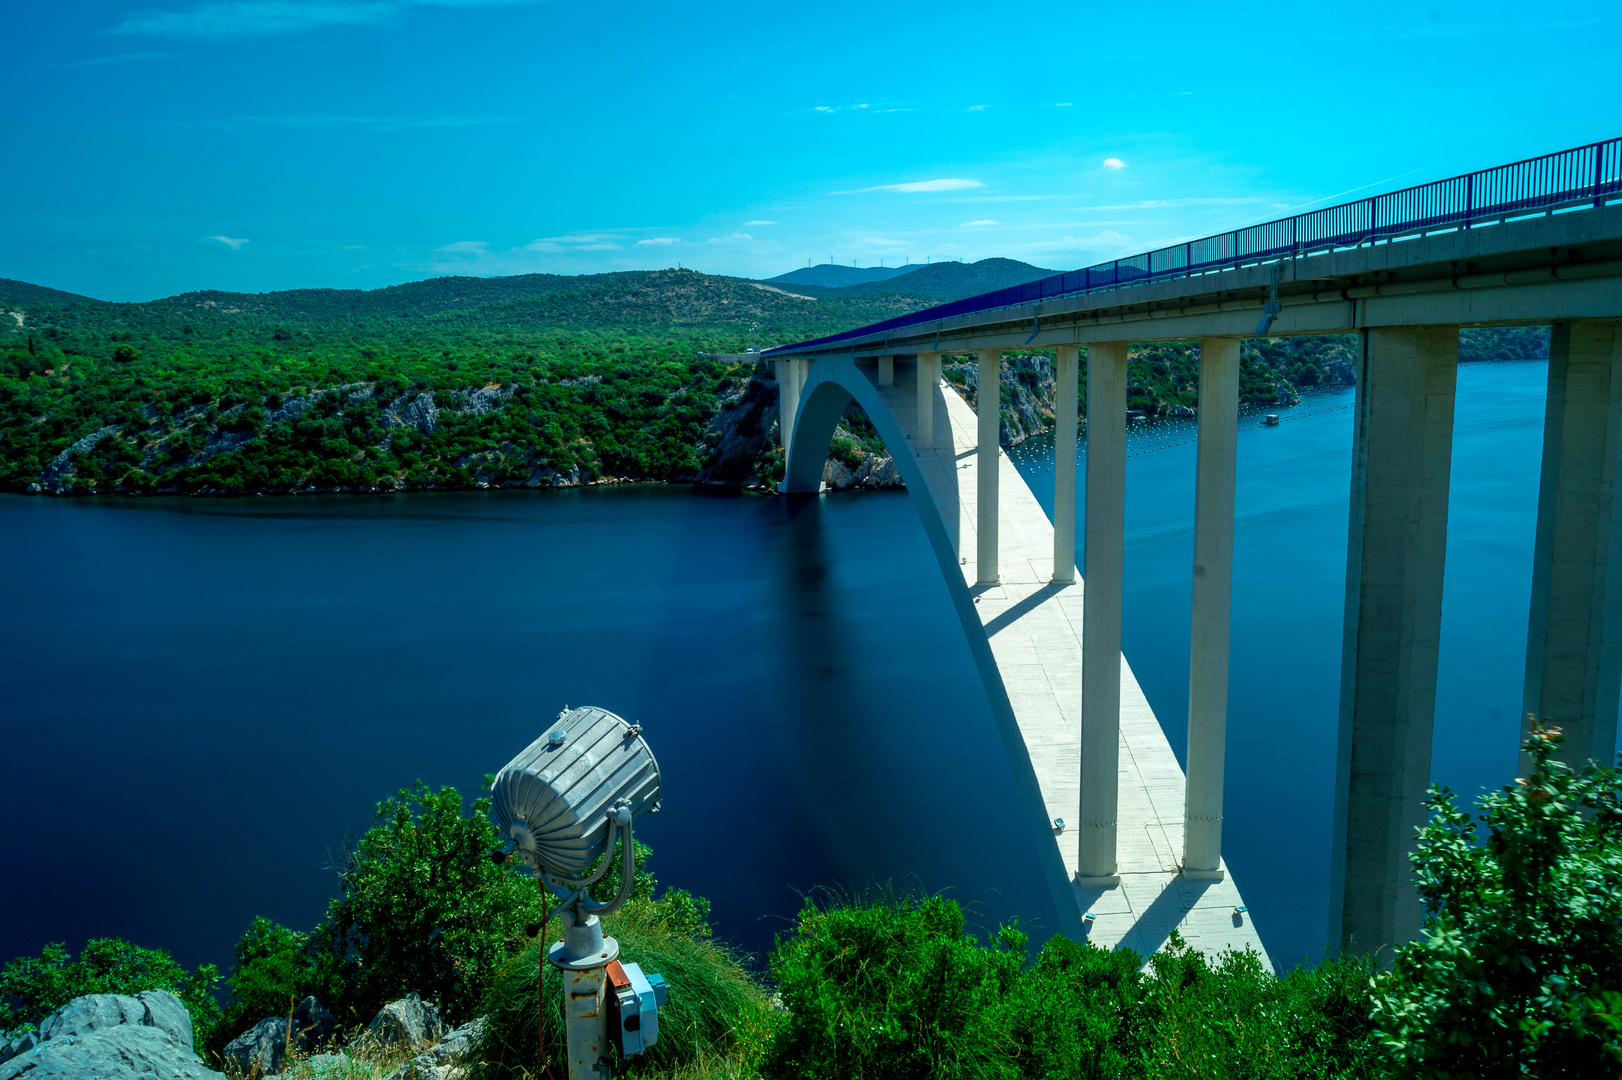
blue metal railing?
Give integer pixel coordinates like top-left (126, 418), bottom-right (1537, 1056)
top-left (768, 136), bottom-right (1622, 354)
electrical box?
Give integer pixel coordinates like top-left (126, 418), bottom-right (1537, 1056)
top-left (606, 960), bottom-right (668, 1058)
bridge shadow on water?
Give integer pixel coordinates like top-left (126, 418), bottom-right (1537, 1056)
top-left (763, 491), bottom-right (1065, 948)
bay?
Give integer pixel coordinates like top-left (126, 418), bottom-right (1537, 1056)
top-left (0, 358), bottom-right (1553, 978)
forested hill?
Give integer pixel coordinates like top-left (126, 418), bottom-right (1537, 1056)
top-left (0, 279), bottom-right (98, 306)
top-left (0, 262), bottom-right (1552, 500)
top-left (1, 269), bottom-right (933, 341)
top-left (0, 266), bottom-right (957, 497)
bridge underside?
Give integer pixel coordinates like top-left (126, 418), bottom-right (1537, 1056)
top-left (786, 356), bottom-right (1271, 965)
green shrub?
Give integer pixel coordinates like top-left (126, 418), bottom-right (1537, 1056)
top-left (762, 894), bottom-right (1022, 1080)
top-left (205, 917), bottom-right (333, 1056)
top-left (467, 898), bottom-right (768, 1079)
top-left (1133, 935), bottom-right (1382, 1080)
top-left (828, 436), bottom-right (863, 468)
top-left (311, 781), bottom-right (547, 1029)
top-left (1371, 721), bottom-right (1622, 1077)
top-left (763, 894), bottom-right (1386, 1080)
top-left (0, 938), bottom-right (222, 1045)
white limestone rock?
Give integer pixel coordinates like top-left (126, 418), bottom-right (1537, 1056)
top-left (222, 996), bottom-right (336, 1078)
top-left (0, 990), bottom-right (222, 1080)
top-left (380, 1017), bottom-right (485, 1080)
top-left (363, 993), bottom-right (447, 1051)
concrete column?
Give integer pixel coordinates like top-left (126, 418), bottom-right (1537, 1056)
top-left (976, 349), bottom-right (1002, 586)
top-left (1053, 345), bottom-right (1079, 584)
top-left (1329, 324), bottom-right (1459, 963)
top-left (916, 352), bottom-right (938, 450)
top-left (1079, 340), bottom-right (1129, 883)
top-left (878, 355), bottom-right (894, 387)
top-left (777, 358), bottom-right (802, 452)
top-left (1522, 320), bottom-right (1622, 770)
top-left (1183, 337), bottom-right (1241, 879)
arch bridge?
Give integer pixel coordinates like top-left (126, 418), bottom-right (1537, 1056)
top-left (765, 137), bottom-right (1622, 963)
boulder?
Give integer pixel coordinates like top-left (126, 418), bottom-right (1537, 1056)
top-left (381, 1017), bottom-right (485, 1080)
top-left (222, 996), bottom-right (336, 1078)
top-left (0, 990), bottom-right (223, 1080)
top-left (364, 993), bottom-right (447, 1051)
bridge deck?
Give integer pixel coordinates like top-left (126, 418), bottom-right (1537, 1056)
top-left (876, 371), bottom-right (1272, 968)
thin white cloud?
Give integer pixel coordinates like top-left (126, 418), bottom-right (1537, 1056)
top-left (636, 237), bottom-right (679, 246)
top-left (208, 235), bottom-right (249, 249)
top-left (961, 220), bottom-right (1001, 227)
top-left (744, 220), bottom-right (777, 226)
top-left (525, 233), bottom-right (624, 252)
top-left (1052, 102), bottom-right (1073, 107)
top-left (837, 178), bottom-right (985, 195)
top-left (436, 240), bottom-right (488, 253)
top-left (967, 105), bottom-right (988, 111)
top-left (1103, 157), bottom-right (1127, 170)
top-left (813, 106), bottom-right (836, 113)
top-left (945, 194), bottom-right (1069, 204)
top-left (114, 0), bottom-right (535, 40)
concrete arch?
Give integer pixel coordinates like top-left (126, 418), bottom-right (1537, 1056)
top-left (783, 357), bottom-right (959, 576)
top-left (780, 357), bottom-right (1086, 938)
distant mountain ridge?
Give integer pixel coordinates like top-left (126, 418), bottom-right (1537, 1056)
top-left (2, 258), bottom-right (1060, 322)
top-left (0, 268), bottom-right (945, 349)
top-left (768, 264), bottom-right (918, 289)
top-left (825, 258), bottom-right (1059, 299)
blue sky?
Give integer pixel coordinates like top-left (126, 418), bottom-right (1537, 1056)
top-left (5, 0), bottom-right (1619, 301)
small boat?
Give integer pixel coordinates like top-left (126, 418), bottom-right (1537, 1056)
top-left (1264, 414), bottom-right (1280, 426)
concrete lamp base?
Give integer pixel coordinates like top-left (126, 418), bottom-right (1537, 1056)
top-left (1181, 867), bottom-right (1227, 882)
top-left (1074, 873), bottom-right (1121, 887)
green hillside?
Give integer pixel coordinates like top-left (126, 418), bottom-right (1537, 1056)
top-left (0, 268), bottom-right (949, 496)
top-left (0, 263), bottom-right (1552, 499)
top-left (0, 278), bottom-right (98, 306)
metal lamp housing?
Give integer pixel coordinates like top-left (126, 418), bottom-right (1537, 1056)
top-left (491, 706), bottom-right (661, 883)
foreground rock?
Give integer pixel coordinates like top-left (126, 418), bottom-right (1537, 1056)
top-left (382, 1017), bottom-right (485, 1080)
top-left (0, 990), bottom-right (223, 1080)
top-left (222, 996), bottom-right (336, 1077)
top-left (365, 993), bottom-right (447, 1050)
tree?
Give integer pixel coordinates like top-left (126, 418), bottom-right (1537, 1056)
top-left (0, 938), bottom-right (221, 1043)
top-left (311, 781), bottom-right (547, 1027)
top-left (1371, 721), bottom-right (1622, 1077)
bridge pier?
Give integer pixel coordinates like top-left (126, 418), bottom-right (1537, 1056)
top-left (1331, 324), bottom-right (1460, 963)
top-left (1523, 319), bottom-right (1622, 769)
top-left (1183, 337), bottom-right (1241, 879)
top-left (977, 349), bottom-right (1002, 586)
top-left (776, 357), bottom-right (802, 451)
top-left (878, 355), bottom-right (894, 387)
top-left (1080, 340), bottom-right (1129, 883)
top-left (1052, 345), bottom-right (1079, 585)
top-left (916, 352), bottom-right (939, 450)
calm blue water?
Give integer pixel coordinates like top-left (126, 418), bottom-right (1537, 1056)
top-left (0, 359), bottom-right (1550, 978)
top-left (0, 487), bottom-right (1061, 976)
